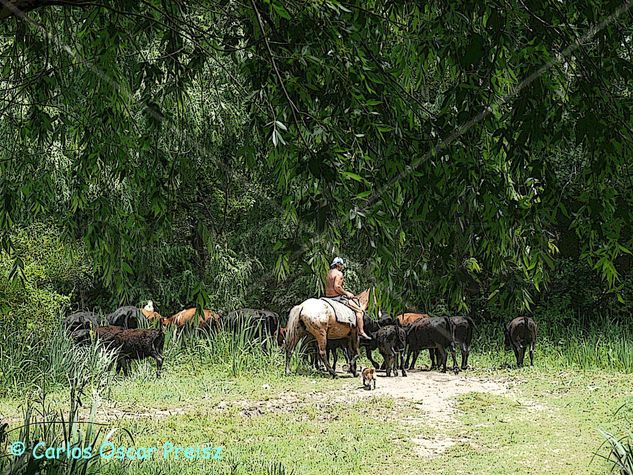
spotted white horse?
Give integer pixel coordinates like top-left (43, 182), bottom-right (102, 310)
top-left (284, 289), bottom-right (370, 377)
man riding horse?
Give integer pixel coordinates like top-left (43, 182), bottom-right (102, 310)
top-left (324, 257), bottom-right (372, 340)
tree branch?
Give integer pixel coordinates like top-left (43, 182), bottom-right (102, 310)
top-left (0, 0), bottom-right (96, 20)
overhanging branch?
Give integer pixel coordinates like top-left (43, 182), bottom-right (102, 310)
top-left (0, 0), bottom-right (104, 21)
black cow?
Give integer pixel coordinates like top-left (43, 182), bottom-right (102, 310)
top-left (302, 338), bottom-right (352, 373)
top-left (505, 316), bottom-right (537, 367)
top-left (64, 311), bottom-right (100, 345)
top-left (326, 338), bottom-right (352, 372)
top-left (361, 314), bottom-right (396, 369)
top-left (107, 306), bottom-right (145, 329)
top-left (376, 325), bottom-right (407, 377)
top-left (406, 316), bottom-right (458, 373)
top-left (429, 316), bottom-right (475, 370)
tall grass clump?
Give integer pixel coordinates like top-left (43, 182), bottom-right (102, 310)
top-left (172, 319), bottom-right (285, 378)
top-left (0, 320), bottom-right (113, 398)
top-left (596, 399), bottom-right (633, 475)
top-left (0, 344), bottom-right (128, 475)
top-left (142, 317), bottom-right (343, 380)
top-left (600, 430), bottom-right (633, 475)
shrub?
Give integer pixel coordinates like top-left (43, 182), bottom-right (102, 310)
top-left (0, 223), bottom-right (94, 336)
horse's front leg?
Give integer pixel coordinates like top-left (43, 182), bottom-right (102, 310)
top-left (316, 331), bottom-right (337, 378)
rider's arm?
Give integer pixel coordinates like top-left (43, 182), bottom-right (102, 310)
top-left (334, 274), bottom-right (354, 299)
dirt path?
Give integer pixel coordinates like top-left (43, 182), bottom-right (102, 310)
top-left (330, 367), bottom-right (511, 457)
top-left (347, 368), bottom-right (508, 421)
top-left (89, 369), bottom-right (510, 424)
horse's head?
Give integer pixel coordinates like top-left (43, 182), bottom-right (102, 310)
top-left (356, 289), bottom-right (370, 310)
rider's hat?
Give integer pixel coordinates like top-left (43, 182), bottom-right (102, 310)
top-left (331, 257), bottom-right (344, 268)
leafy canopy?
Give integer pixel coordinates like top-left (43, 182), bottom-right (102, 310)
top-left (0, 0), bottom-right (632, 310)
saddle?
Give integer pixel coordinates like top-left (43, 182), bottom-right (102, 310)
top-left (320, 297), bottom-right (358, 327)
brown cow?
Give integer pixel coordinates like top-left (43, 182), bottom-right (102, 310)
top-left (163, 308), bottom-right (221, 331)
top-left (397, 312), bottom-right (430, 326)
top-left (141, 308), bottom-right (162, 320)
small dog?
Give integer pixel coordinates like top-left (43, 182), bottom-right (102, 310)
top-left (361, 367), bottom-right (376, 390)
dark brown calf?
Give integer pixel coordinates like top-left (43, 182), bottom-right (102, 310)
top-left (376, 325), bottom-right (407, 377)
top-left (96, 323), bottom-right (166, 378)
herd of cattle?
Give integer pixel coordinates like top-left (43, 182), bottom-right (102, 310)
top-left (63, 303), bottom-right (538, 381)
top-left (298, 313), bottom-right (537, 382)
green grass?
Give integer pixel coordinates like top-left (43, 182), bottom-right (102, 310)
top-left (1, 318), bottom-right (632, 474)
top-left (466, 320), bottom-right (633, 373)
top-left (97, 396), bottom-right (416, 475)
top-left (2, 362), bottom-right (631, 474)
top-left (416, 370), bottom-right (632, 474)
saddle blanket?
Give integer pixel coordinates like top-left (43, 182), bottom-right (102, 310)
top-left (321, 297), bottom-right (357, 327)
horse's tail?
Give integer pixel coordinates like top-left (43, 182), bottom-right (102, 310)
top-left (285, 305), bottom-right (304, 353)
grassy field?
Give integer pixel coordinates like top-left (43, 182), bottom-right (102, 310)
top-left (0, 324), bottom-right (632, 474)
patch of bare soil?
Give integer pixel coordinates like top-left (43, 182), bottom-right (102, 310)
top-left (340, 367), bottom-right (509, 458)
top-left (92, 406), bottom-right (188, 422)
top-left (210, 369), bottom-right (509, 426)
top-left (343, 368), bottom-right (508, 421)
top-left (410, 436), bottom-right (465, 457)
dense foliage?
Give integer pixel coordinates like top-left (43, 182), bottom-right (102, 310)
top-left (0, 1), bottom-right (632, 319)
